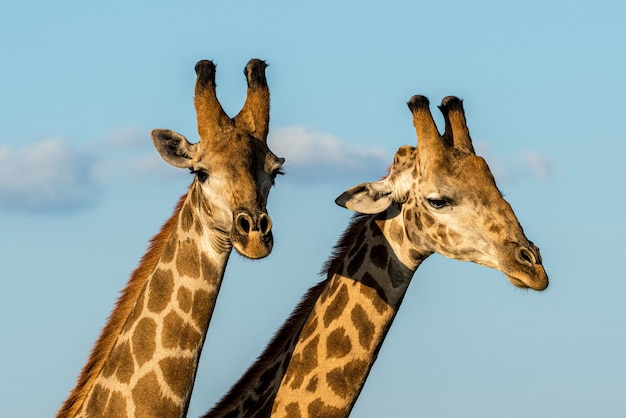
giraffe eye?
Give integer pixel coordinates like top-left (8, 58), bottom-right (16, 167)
top-left (271, 168), bottom-right (284, 186)
top-left (190, 169), bottom-right (209, 183)
top-left (427, 198), bottom-right (450, 209)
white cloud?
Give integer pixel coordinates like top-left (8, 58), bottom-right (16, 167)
top-left (90, 129), bottom-right (185, 184)
top-left (0, 138), bottom-right (101, 213)
top-left (0, 130), bottom-right (186, 214)
top-left (269, 126), bottom-right (390, 183)
top-left (517, 151), bottom-right (553, 180)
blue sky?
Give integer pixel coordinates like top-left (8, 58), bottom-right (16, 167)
top-left (1, 1), bottom-right (625, 417)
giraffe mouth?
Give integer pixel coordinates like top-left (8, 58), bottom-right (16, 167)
top-left (507, 275), bottom-right (532, 289)
top-left (504, 268), bottom-right (549, 291)
top-left (232, 230), bottom-right (274, 259)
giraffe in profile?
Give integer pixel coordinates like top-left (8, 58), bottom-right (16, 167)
top-left (57, 58), bottom-right (285, 418)
top-left (203, 95), bottom-right (548, 418)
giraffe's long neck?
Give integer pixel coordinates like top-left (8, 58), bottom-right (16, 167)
top-left (205, 208), bottom-right (428, 418)
top-left (59, 183), bottom-right (233, 418)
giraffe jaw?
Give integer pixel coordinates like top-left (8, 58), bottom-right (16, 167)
top-left (504, 265), bottom-right (549, 291)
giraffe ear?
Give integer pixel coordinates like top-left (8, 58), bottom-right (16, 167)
top-left (151, 129), bottom-right (198, 169)
top-left (335, 181), bottom-right (395, 214)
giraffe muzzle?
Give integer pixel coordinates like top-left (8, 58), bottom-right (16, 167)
top-left (232, 210), bottom-right (274, 259)
top-left (503, 243), bottom-right (548, 291)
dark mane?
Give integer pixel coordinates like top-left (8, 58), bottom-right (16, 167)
top-left (321, 213), bottom-right (370, 278)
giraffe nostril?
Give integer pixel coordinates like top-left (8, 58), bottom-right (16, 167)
top-left (516, 247), bottom-right (535, 266)
top-left (259, 214), bottom-right (272, 235)
top-left (236, 213), bottom-right (252, 234)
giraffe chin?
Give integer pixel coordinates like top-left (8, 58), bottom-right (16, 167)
top-left (232, 231), bottom-right (273, 260)
top-left (505, 269), bottom-right (549, 291)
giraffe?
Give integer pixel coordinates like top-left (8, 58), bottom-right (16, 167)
top-left (203, 95), bottom-right (549, 418)
top-left (56, 58), bottom-right (285, 418)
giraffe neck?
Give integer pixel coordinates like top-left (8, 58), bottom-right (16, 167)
top-left (205, 208), bottom-right (428, 417)
top-left (59, 182), bottom-right (233, 418)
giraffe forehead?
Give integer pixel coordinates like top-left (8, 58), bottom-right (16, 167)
top-left (419, 154), bottom-right (496, 195)
top-left (195, 131), bottom-right (279, 174)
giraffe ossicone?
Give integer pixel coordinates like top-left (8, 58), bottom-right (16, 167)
top-left (203, 95), bottom-right (548, 418)
top-left (57, 58), bottom-right (284, 418)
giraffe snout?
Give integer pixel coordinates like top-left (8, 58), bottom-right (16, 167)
top-left (232, 210), bottom-right (274, 259)
top-left (502, 242), bottom-right (548, 291)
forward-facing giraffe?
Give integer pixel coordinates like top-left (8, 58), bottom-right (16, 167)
top-left (203, 95), bottom-right (549, 418)
top-left (57, 59), bottom-right (285, 418)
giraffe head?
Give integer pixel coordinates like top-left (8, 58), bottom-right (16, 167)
top-left (337, 95), bottom-right (548, 291)
top-left (151, 59), bottom-right (284, 259)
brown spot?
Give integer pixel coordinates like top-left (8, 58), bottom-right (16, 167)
top-left (489, 223), bottom-right (502, 235)
top-left (361, 281), bottom-right (390, 315)
top-left (299, 314), bottom-right (318, 342)
top-left (347, 245), bottom-right (368, 277)
top-left (191, 288), bottom-right (214, 331)
top-left (320, 277), bottom-right (341, 305)
top-left (85, 384), bottom-right (110, 416)
top-left (201, 253), bottom-right (219, 285)
top-left (132, 372), bottom-right (180, 417)
top-left (285, 402), bottom-right (302, 418)
top-left (326, 359), bottom-right (369, 399)
top-left (389, 220), bottom-right (404, 245)
top-left (147, 268), bottom-right (175, 313)
top-left (177, 287), bottom-right (193, 313)
top-left (176, 238), bottom-right (200, 279)
top-left (323, 284), bottom-right (349, 327)
top-left (132, 317), bottom-right (157, 367)
top-left (285, 335), bottom-right (319, 389)
top-left (189, 182), bottom-right (200, 204)
top-left (162, 236), bottom-right (177, 264)
top-left (308, 398), bottom-right (345, 418)
top-left (370, 245), bottom-right (389, 270)
top-left (123, 291), bottom-right (145, 334)
top-left (180, 203), bottom-right (194, 232)
top-left (101, 341), bottom-right (134, 383)
top-left (306, 375), bottom-right (319, 392)
top-left (162, 311), bottom-right (202, 350)
top-left (159, 356), bottom-right (196, 398)
top-left (194, 217), bottom-right (204, 235)
top-left (409, 249), bottom-right (423, 263)
top-left (422, 212), bottom-right (435, 227)
top-left (408, 209), bottom-right (422, 231)
top-left (351, 304), bottom-right (375, 350)
top-left (326, 327), bottom-right (352, 358)
top-left (104, 390), bottom-right (128, 417)
top-left (409, 228), bottom-right (422, 246)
